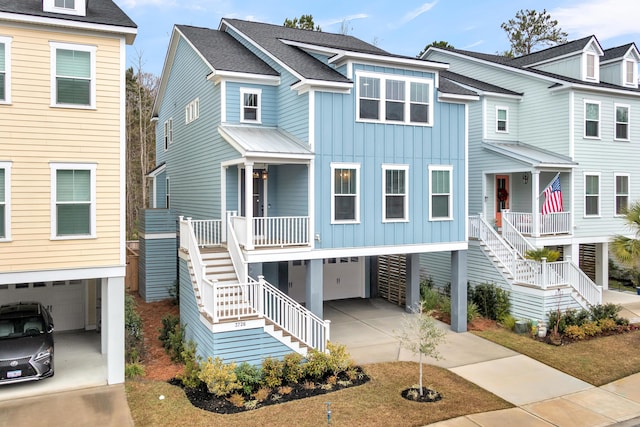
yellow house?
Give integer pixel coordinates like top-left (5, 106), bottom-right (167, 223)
top-left (0, 0), bottom-right (136, 387)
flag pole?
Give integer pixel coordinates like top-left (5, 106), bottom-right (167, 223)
top-left (538, 172), bottom-right (560, 198)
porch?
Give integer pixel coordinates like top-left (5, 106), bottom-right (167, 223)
top-left (502, 210), bottom-right (571, 237)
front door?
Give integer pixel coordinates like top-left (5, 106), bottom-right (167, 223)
top-left (240, 169), bottom-right (266, 217)
top-left (496, 175), bottom-right (510, 227)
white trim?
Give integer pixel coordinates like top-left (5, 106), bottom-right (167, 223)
top-left (382, 164), bottom-right (409, 223)
top-left (428, 165), bottom-right (453, 221)
top-left (163, 120), bottom-right (168, 151)
top-left (0, 265), bottom-right (125, 286)
top-left (0, 36), bottom-right (12, 104)
top-left (309, 90), bottom-right (315, 151)
top-left (43, 0), bottom-right (86, 16)
top-left (569, 91), bottom-right (575, 158)
top-left (119, 38), bottom-right (126, 267)
top-left (465, 103), bottom-right (469, 239)
top-left (623, 59), bottom-right (638, 87)
top-left (168, 118), bottom-right (173, 145)
top-left (614, 103), bottom-right (630, 141)
top-left (583, 100), bottom-right (600, 139)
top-left (495, 105), bottom-right (508, 133)
top-left (614, 172), bottom-right (630, 217)
top-left (185, 97), bottom-right (199, 124)
top-left (220, 80), bottom-right (226, 123)
top-left (165, 176), bottom-right (170, 208)
top-left (0, 161), bottom-right (12, 242)
top-left (308, 161), bottom-right (315, 249)
top-left (330, 163), bottom-right (360, 224)
top-left (482, 97), bottom-right (487, 140)
top-left (583, 172), bottom-right (601, 217)
top-left (139, 232), bottom-right (177, 240)
top-left (49, 41), bottom-right (96, 109)
top-left (207, 70), bottom-right (280, 86)
top-left (583, 52), bottom-right (599, 82)
top-left (50, 162), bottom-right (97, 240)
top-left (240, 87), bottom-right (261, 124)
top-left (356, 71), bottom-right (433, 126)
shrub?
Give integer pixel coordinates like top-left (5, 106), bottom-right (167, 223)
top-left (278, 385), bottom-right (292, 395)
top-left (499, 314), bottom-right (516, 331)
top-left (244, 400), bottom-right (259, 410)
top-left (524, 247), bottom-right (560, 262)
top-left (326, 375), bottom-right (337, 385)
top-left (421, 286), bottom-right (444, 312)
top-left (125, 294), bottom-right (144, 364)
top-left (471, 283), bottom-right (511, 321)
top-left (419, 276), bottom-right (434, 300)
top-left (198, 357), bottom-right (241, 397)
top-left (563, 325), bottom-right (585, 340)
top-left (590, 303), bottom-right (622, 322)
top-left (282, 353), bottom-right (304, 384)
top-left (326, 342), bottom-right (354, 375)
top-left (252, 386), bottom-right (271, 402)
top-left (235, 362), bottom-right (263, 395)
top-left (226, 393), bottom-right (245, 408)
top-left (261, 357), bottom-right (284, 388)
top-left (178, 340), bottom-right (200, 388)
top-left (582, 321), bottom-right (601, 337)
top-left (158, 314), bottom-right (185, 363)
top-left (125, 362), bottom-right (145, 379)
top-left (598, 318), bottom-right (617, 332)
top-left (304, 349), bottom-right (330, 380)
top-left (467, 302), bottom-right (480, 323)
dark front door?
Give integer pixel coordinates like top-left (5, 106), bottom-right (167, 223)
top-left (240, 169), bottom-right (266, 217)
top-left (496, 175), bottom-right (510, 227)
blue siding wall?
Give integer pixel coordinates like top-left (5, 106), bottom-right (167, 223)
top-left (155, 170), bottom-right (167, 208)
top-left (225, 82), bottom-right (278, 125)
top-left (226, 165), bottom-right (239, 212)
top-left (139, 209), bottom-right (177, 302)
top-left (180, 259), bottom-right (294, 365)
top-left (268, 164), bottom-right (308, 217)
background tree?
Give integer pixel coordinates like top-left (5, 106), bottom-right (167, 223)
top-left (283, 14), bottom-right (321, 31)
top-left (126, 55), bottom-right (159, 239)
top-left (501, 9), bottom-right (568, 56)
top-left (417, 40), bottom-right (454, 58)
top-left (611, 201), bottom-right (640, 286)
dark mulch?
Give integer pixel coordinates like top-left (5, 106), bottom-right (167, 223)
top-left (168, 367), bottom-right (370, 414)
top-left (533, 324), bottom-right (640, 346)
top-left (400, 387), bottom-right (442, 403)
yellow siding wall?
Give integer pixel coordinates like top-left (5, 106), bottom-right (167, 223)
top-left (0, 24), bottom-right (123, 272)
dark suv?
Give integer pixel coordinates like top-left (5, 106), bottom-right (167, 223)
top-left (0, 302), bottom-right (55, 384)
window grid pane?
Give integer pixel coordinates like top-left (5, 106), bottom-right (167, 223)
top-left (384, 169), bottom-right (406, 220)
top-left (57, 204), bottom-right (90, 235)
top-left (57, 170), bottom-right (90, 202)
top-left (0, 205), bottom-right (4, 238)
top-left (56, 49), bottom-right (90, 78)
top-left (334, 168), bottom-right (357, 221)
top-left (585, 175), bottom-right (599, 215)
top-left (0, 43), bottom-right (5, 71)
top-left (0, 169), bottom-right (4, 201)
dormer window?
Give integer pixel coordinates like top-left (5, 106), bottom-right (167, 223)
top-left (625, 60), bottom-right (637, 86)
top-left (43, 0), bottom-right (86, 16)
top-left (586, 53), bottom-right (597, 80)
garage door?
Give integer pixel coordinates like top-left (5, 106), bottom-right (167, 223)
top-left (288, 257), bottom-right (365, 303)
top-left (0, 280), bottom-right (85, 331)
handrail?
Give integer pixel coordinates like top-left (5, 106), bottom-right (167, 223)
top-left (191, 219), bottom-right (222, 247)
top-left (502, 213), bottom-right (536, 258)
top-left (226, 212), bottom-right (247, 284)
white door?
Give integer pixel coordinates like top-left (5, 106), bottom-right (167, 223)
top-left (288, 257), bottom-right (365, 303)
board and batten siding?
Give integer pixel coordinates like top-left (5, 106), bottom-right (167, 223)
top-left (312, 65), bottom-right (467, 250)
top-left (0, 24), bottom-right (124, 272)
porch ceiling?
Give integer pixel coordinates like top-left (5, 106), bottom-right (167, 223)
top-left (482, 141), bottom-right (577, 169)
top-left (219, 124), bottom-right (314, 161)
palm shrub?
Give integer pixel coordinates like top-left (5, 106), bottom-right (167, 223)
top-left (611, 201), bottom-right (640, 286)
top-left (524, 247), bottom-right (560, 262)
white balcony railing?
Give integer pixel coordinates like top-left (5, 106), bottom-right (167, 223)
top-left (503, 211), bottom-right (571, 237)
top-left (230, 215), bottom-right (310, 249)
top-left (191, 219), bottom-right (222, 246)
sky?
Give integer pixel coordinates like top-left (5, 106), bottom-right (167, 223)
top-left (119, 0), bottom-right (640, 77)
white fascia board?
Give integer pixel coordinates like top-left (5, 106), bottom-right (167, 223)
top-left (438, 93), bottom-right (479, 103)
top-left (146, 163), bottom-right (166, 178)
top-left (207, 71), bottom-right (280, 86)
top-left (549, 83), bottom-right (640, 97)
top-left (218, 126), bottom-right (247, 156)
top-left (444, 80), bottom-right (522, 100)
top-left (291, 79), bottom-right (352, 94)
top-left (330, 51), bottom-right (448, 71)
top-left (278, 39), bottom-right (344, 57)
top-left (0, 12), bottom-right (137, 44)
top-left (244, 152), bottom-right (315, 161)
top-left (0, 266), bottom-right (126, 285)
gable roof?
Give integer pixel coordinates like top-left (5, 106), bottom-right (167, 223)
top-left (176, 25), bottom-right (278, 77)
top-left (510, 36), bottom-right (597, 67)
top-left (438, 77), bottom-right (478, 97)
top-left (442, 71), bottom-right (522, 97)
top-left (602, 43), bottom-right (640, 63)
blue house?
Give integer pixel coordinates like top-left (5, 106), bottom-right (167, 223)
top-left (141, 19), bottom-right (477, 363)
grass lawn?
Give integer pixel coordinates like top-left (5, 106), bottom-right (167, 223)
top-left (474, 327), bottom-right (640, 386)
top-left (126, 362), bottom-right (512, 427)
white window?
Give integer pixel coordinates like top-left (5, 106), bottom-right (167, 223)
top-left (0, 36), bottom-right (12, 104)
top-left (43, 0), bottom-right (85, 15)
top-left (584, 173), bottom-right (600, 217)
top-left (625, 60), bottom-right (636, 85)
top-left (496, 107), bottom-right (508, 133)
top-left (169, 118), bottom-right (173, 144)
top-left (357, 72), bottom-right (433, 125)
top-left (165, 177), bottom-right (170, 209)
top-left (50, 163), bottom-right (96, 239)
top-left (0, 162), bottom-right (11, 241)
top-left (240, 88), bottom-right (261, 123)
top-left (50, 42), bottom-right (95, 108)
top-left (585, 53), bottom-right (598, 81)
top-left (185, 98), bottom-right (199, 124)
top-left (382, 165), bottom-right (408, 222)
top-left (615, 174), bottom-right (630, 216)
top-left (331, 163), bottom-right (360, 223)
top-left (429, 165), bottom-right (453, 221)
top-left (163, 118), bottom-right (173, 150)
top-left (615, 104), bottom-right (630, 140)
top-left (55, 0), bottom-right (75, 8)
top-left (584, 101), bottom-right (600, 138)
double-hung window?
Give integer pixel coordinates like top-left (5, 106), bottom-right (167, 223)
top-left (50, 42), bottom-right (95, 108)
top-left (0, 162), bottom-right (11, 241)
top-left (615, 104), bottom-right (629, 140)
top-left (358, 76), bottom-right (380, 120)
top-left (382, 165), bottom-right (408, 222)
top-left (385, 79), bottom-right (405, 121)
top-left (185, 98), bottom-right (199, 124)
top-left (165, 177), bottom-right (170, 209)
top-left (163, 118), bottom-right (173, 150)
top-left (0, 36), bottom-right (11, 103)
top-left (55, 0), bottom-right (75, 8)
top-left (410, 82), bottom-right (429, 123)
top-left (429, 166), bottom-right (452, 220)
top-left (51, 163), bottom-right (96, 239)
top-left (496, 107), bottom-right (508, 132)
top-left (240, 88), bottom-right (261, 123)
top-left (585, 53), bottom-right (597, 80)
top-left (625, 60), bottom-right (636, 85)
top-left (584, 173), bottom-right (600, 216)
top-left (584, 101), bottom-right (600, 138)
top-left (331, 163), bottom-right (359, 223)
top-left (615, 174), bottom-right (630, 216)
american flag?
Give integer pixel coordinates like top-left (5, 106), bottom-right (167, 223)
top-left (542, 174), bottom-right (563, 215)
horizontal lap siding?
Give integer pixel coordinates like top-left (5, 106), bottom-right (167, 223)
top-left (269, 165), bottom-right (308, 217)
top-left (1, 25), bottom-right (123, 272)
top-left (139, 237), bottom-right (176, 302)
top-left (140, 209), bottom-right (176, 234)
top-left (180, 259), bottom-right (216, 359)
top-left (225, 82), bottom-right (277, 126)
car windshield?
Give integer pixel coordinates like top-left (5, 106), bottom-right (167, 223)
top-left (0, 314), bottom-right (45, 339)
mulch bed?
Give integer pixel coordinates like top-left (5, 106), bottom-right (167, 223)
top-left (400, 386), bottom-right (443, 403)
top-left (168, 368), bottom-right (370, 414)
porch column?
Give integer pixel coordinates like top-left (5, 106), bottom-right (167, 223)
top-left (221, 165), bottom-right (227, 243)
top-left (596, 242), bottom-right (609, 289)
top-left (532, 171), bottom-right (540, 237)
top-left (451, 250), bottom-right (468, 332)
top-left (103, 276), bottom-right (125, 384)
top-left (245, 163), bottom-right (254, 250)
top-left (405, 253), bottom-right (420, 311)
top-left (306, 259), bottom-right (323, 318)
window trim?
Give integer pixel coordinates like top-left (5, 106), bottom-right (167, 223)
top-left (43, 0), bottom-right (85, 16)
top-left (624, 59), bottom-right (637, 86)
top-left (50, 162), bottom-right (97, 240)
top-left (496, 106), bottom-right (508, 133)
top-left (614, 173), bottom-right (630, 217)
top-left (240, 87), bottom-right (262, 123)
top-left (614, 103), bottom-right (630, 141)
top-left (584, 100), bottom-right (600, 139)
top-left (165, 177), bottom-right (170, 209)
top-left (382, 164), bottom-right (409, 223)
top-left (163, 120), bottom-right (168, 151)
top-left (0, 161), bottom-right (12, 242)
top-left (356, 71), bottom-right (433, 126)
top-left (330, 163), bottom-right (360, 224)
top-left (49, 41), bottom-right (96, 109)
top-left (584, 172), bottom-right (601, 218)
top-left (584, 52), bottom-right (598, 81)
top-left (428, 165), bottom-right (453, 221)
top-left (0, 36), bottom-right (12, 104)
top-left (185, 98), bottom-right (199, 124)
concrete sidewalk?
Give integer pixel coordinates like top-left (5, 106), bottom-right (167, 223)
top-left (327, 290), bottom-right (640, 427)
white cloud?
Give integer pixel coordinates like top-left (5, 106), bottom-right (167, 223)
top-left (389, 1), bottom-right (438, 29)
top-left (464, 40), bottom-right (484, 49)
top-left (319, 13), bottom-right (369, 29)
top-left (552, 0), bottom-right (640, 41)
top-left (120, 0), bottom-right (177, 8)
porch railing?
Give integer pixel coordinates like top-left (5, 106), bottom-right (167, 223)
top-left (191, 219), bottom-right (222, 247)
top-left (227, 212), bottom-right (248, 285)
top-left (229, 215), bottom-right (310, 248)
top-left (503, 211), bottom-right (571, 236)
top-left (179, 216), bottom-right (217, 314)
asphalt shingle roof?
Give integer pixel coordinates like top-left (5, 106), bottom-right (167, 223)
top-left (602, 43), bottom-right (636, 62)
top-left (177, 25), bottom-right (278, 76)
top-left (510, 36), bottom-right (595, 67)
top-left (438, 77), bottom-right (478, 97)
top-left (442, 71), bottom-right (522, 96)
top-left (0, 0), bottom-right (136, 28)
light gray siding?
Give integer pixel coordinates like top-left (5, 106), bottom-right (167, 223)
top-left (533, 55), bottom-right (582, 80)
